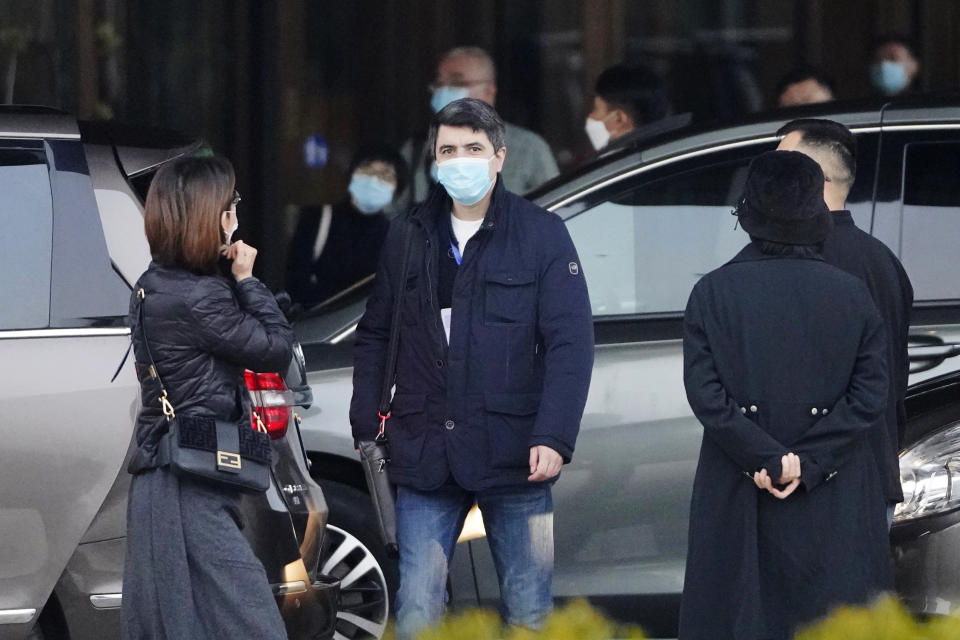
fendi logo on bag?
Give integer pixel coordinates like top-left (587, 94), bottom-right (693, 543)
top-left (217, 451), bottom-right (242, 472)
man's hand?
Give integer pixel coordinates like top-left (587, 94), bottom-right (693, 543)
top-left (778, 452), bottom-right (801, 485)
top-left (528, 445), bottom-right (563, 482)
top-left (753, 468), bottom-right (801, 500)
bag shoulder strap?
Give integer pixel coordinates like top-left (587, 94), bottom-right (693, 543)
top-left (312, 204), bottom-right (334, 261)
top-left (135, 289), bottom-right (177, 420)
top-left (376, 219), bottom-right (415, 431)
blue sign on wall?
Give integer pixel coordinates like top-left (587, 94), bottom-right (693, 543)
top-left (304, 135), bottom-right (329, 168)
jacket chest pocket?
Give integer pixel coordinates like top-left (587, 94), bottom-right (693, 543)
top-left (484, 270), bottom-right (537, 325)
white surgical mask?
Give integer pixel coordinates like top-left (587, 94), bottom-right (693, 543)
top-left (585, 116), bottom-right (612, 151)
top-left (431, 86), bottom-right (470, 113)
top-left (224, 220), bottom-right (238, 244)
top-left (436, 156), bottom-right (495, 205)
top-left (348, 175), bottom-right (395, 214)
top-left (870, 60), bottom-right (909, 96)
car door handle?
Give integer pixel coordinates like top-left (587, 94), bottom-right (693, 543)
top-left (908, 344), bottom-right (960, 361)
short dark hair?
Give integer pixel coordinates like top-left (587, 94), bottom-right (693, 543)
top-left (776, 118), bottom-right (857, 187)
top-left (874, 33), bottom-right (918, 58)
top-left (595, 64), bottom-right (669, 126)
top-left (775, 66), bottom-right (835, 99)
top-left (428, 98), bottom-right (506, 160)
top-left (348, 145), bottom-right (410, 198)
top-left (144, 155), bottom-right (235, 274)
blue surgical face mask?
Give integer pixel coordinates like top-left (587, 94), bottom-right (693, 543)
top-left (436, 156), bottom-right (495, 205)
top-left (870, 60), bottom-right (909, 96)
top-left (431, 86), bottom-right (470, 113)
top-left (348, 175), bottom-right (395, 214)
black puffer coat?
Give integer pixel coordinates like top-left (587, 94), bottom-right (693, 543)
top-left (128, 262), bottom-right (293, 473)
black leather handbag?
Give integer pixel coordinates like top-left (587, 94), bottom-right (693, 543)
top-left (357, 222), bottom-right (414, 557)
top-left (136, 288), bottom-right (273, 493)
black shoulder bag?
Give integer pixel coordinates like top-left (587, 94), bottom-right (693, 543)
top-left (136, 288), bottom-right (273, 493)
top-left (357, 221), bottom-right (414, 558)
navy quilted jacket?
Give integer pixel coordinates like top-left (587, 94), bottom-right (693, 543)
top-left (351, 180), bottom-right (594, 491)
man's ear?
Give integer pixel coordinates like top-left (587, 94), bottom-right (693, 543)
top-left (613, 108), bottom-right (635, 132)
top-left (494, 146), bottom-right (507, 172)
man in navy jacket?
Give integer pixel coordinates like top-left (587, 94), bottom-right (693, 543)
top-left (350, 98), bottom-right (593, 639)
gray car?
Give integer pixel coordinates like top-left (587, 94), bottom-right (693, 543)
top-left (0, 107), bottom-right (337, 640)
top-left (295, 95), bottom-right (960, 637)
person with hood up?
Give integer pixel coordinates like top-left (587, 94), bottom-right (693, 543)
top-left (680, 150), bottom-right (892, 639)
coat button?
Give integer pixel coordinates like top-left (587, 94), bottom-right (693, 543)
top-left (445, 420), bottom-right (455, 431)
top-left (749, 405), bottom-right (757, 413)
top-left (811, 408), bottom-right (819, 416)
top-left (823, 408), bottom-right (829, 415)
top-left (740, 407), bottom-right (746, 414)
top-left (436, 359), bottom-right (444, 368)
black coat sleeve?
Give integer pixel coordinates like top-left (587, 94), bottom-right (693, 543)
top-left (191, 277), bottom-right (294, 373)
top-left (792, 304), bottom-right (889, 492)
top-left (529, 216), bottom-right (595, 462)
top-left (683, 284), bottom-right (791, 479)
top-left (349, 218), bottom-right (405, 442)
top-left (895, 259), bottom-right (914, 447)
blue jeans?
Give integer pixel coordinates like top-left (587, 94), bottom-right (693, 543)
top-left (394, 482), bottom-right (554, 640)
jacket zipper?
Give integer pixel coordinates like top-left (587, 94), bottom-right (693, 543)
top-left (410, 216), bottom-right (445, 358)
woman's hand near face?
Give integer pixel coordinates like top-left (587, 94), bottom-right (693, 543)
top-left (222, 240), bottom-right (257, 281)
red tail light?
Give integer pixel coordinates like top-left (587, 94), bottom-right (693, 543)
top-left (244, 370), bottom-right (290, 440)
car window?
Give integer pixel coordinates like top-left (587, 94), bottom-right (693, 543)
top-left (901, 142), bottom-right (960, 302)
top-left (564, 155), bottom-right (756, 317)
top-left (0, 143), bottom-right (52, 330)
top-left (48, 140), bottom-right (130, 326)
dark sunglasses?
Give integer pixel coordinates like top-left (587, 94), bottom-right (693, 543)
top-left (231, 190), bottom-right (241, 207)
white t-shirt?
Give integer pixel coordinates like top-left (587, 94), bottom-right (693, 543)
top-left (443, 214), bottom-right (484, 343)
top-left (450, 214), bottom-right (484, 259)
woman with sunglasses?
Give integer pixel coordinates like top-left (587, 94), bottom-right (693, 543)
top-left (122, 155), bottom-right (292, 639)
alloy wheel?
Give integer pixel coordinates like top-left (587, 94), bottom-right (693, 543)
top-left (320, 524), bottom-right (390, 639)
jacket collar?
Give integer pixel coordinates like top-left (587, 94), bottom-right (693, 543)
top-left (831, 209), bottom-right (855, 227)
top-left (411, 175), bottom-right (505, 232)
top-left (727, 241), bottom-right (824, 265)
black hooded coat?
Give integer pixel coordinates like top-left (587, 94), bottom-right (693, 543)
top-left (679, 243), bottom-right (892, 640)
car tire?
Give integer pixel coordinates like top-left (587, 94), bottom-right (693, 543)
top-left (316, 479), bottom-right (399, 640)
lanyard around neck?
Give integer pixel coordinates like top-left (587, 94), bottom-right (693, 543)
top-left (449, 237), bottom-right (463, 266)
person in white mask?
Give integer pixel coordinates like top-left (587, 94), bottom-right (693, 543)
top-left (585, 63), bottom-right (670, 154)
top-left (352, 98), bottom-right (593, 640)
top-left (399, 46), bottom-right (558, 206)
top-left (286, 145), bottom-right (408, 308)
top-left (869, 35), bottom-right (920, 97)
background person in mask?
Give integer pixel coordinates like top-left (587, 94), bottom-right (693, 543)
top-left (287, 145), bottom-right (408, 308)
top-left (352, 98), bottom-right (593, 640)
top-left (585, 63), bottom-right (672, 155)
top-left (869, 35), bottom-right (920, 97)
top-left (399, 46), bottom-right (558, 206)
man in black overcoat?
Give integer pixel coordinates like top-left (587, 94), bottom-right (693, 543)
top-left (680, 151), bottom-right (892, 639)
top-left (778, 118), bottom-right (914, 526)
